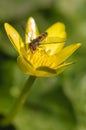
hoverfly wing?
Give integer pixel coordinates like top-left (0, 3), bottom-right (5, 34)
top-left (40, 36), bottom-right (66, 55)
top-left (40, 37), bottom-right (66, 45)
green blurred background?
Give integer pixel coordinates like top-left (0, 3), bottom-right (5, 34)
top-left (0, 0), bottom-right (85, 130)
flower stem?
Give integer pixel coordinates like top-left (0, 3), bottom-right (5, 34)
top-left (0, 75), bottom-right (36, 126)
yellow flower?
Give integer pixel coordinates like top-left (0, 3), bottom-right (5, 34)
top-left (4, 17), bottom-right (81, 77)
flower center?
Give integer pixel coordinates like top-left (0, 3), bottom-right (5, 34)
top-left (27, 48), bottom-right (56, 69)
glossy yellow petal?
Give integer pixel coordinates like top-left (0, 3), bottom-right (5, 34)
top-left (54, 62), bottom-right (75, 75)
top-left (4, 23), bottom-right (24, 53)
top-left (17, 55), bottom-right (57, 77)
top-left (46, 22), bottom-right (66, 40)
top-left (55, 43), bottom-right (81, 66)
top-left (17, 55), bottom-right (33, 74)
top-left (25, 17), bottom-right (39, 44)
top-left (56, 61), bottom-right (75, 70)
top-left (43, 22), bottom-right (67, 55)
top-left (35, 62), bottom-right (75, 77)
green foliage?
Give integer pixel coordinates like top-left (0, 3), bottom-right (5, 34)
top-left (0, 0), bottom-right (85, 130)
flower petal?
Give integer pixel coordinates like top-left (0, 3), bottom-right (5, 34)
top-left (25, 17), bottom-right (39, 44)
top-left (17, 55), bottom-right (57, 77)
top-left (55, 62), bottom-right (75, 75)
top-left (55, 43), bottom-right (81, 66)
top-left (4, 23), bottom-right (24, 53)
top-left (43, 22), bottom-right (67, 55)
top-left (56, 61), bottom-right (75, 69)
top-left (36, 66), bottom-right (56, 74)
top-left (17, 55), bottom-right (33, 74)
top-left (46, 22), bottom-right (66, 40)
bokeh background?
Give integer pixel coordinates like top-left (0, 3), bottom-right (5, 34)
top-left (0, 0), bottom-right (85, 130)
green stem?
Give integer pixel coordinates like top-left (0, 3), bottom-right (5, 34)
top-left (0, 75), bottom-right (36, 126)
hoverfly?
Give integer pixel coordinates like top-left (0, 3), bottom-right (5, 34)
top-left (28, 32), bottom-right (66, 51)
top-left (29, 32), bottom-right (48, 51)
